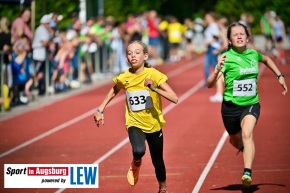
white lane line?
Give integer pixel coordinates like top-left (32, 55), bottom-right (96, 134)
top-left (0, 81), bottom-right (112, 122)
top-left (0, 96), bottom-right (125, 159)
top-left (56, 80), bottom-right (206, 193)
top-left (192, 131), bottom-right (228, 193)
top-left (191, 64), bottom-right (266, 193)
top-left (0, 57), bottom-right (202, 159)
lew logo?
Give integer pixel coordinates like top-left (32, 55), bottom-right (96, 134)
top-left (70, 166), bottom-right (98, 185)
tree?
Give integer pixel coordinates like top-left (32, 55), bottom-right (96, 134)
top-left (0, 0), bottom-right (289, 34)
top-left (215, 0), bottom-right (290, 34)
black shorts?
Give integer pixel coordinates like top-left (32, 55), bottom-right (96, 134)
top-left (221, 101), bottom-right (261, 135)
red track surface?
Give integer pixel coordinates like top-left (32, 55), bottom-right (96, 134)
top-left (1, 53), bottom-right (290, 193)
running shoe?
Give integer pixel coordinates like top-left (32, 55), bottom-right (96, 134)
top-left (127, 160), bottom-right (141, 186)
top-left (241, 174), bottom-right (252, 188)
top-left (158, 189), bottom-right (168, 193)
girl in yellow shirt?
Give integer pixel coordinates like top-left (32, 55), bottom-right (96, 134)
top-left (94, 40), bottom-right (178, 193)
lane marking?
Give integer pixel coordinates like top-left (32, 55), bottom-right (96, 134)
top-left (0, 57), bottom-right (202, 159)
top-left (0, 81), bottom-right (112, 121)
top-left (0, 96), bottom-right (125, 159)
top-left (191, 64), bottom-right (266, 193)
top-left (192, 131), bottom-right (228, 193)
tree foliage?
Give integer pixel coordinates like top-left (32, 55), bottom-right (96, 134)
top-left (215, 0), bottom-right (290, 33)
top-left (0, 0), bottom-right (289, 34)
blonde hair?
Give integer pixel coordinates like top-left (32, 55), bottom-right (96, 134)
top-left (0, 17), bottom-right (10, 34)
top-left (126, 40), bottom-right (151, 68)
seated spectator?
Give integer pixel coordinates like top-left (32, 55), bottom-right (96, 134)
top-left (10, 35), bottom-right (32, 105)
top-left (49, 30), bottom-right (80, 94)
top-left (79, 35), bottom-right (97, 84)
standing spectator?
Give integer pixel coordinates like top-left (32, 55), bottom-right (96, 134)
top-left (167, 16), bottom-right (184, 62)
top-left (68, 17), bottom-right (81, 81)
top-left (80, 17), bottom-right (94, 41)
top-left (203, 12), bottom-right (221, 85)
top-left (11, 8), bottom-right (33, 44)
top-left (32, 14), bottom-right (51, 95)
top-left (209, 17), bottom-right (228, 103)
top-left (239, 13), bottom-right (255, 49)
top-left (0, 17), bottom-right (12, 86)
top-left (239, 13), bottom-right (248, 26)
top-left (94, 40), bottom-right (178, 193)
top-left (260, 11), bottom-right (274, 53)
top-left (66, 12), bottom-right (79, 30)
top-left (272, 15), bottom-right (287, 64)
top-left (183, 18), bottom-right (195, 61)
top-left (126, 13), bottom-right (142, 42)
top-left (147, 10), bottom-right (160, 64)
top-left (246, 14), bottom-right (256, 49)
top-left (79, 17), bottom-right (95, 83)
top-left (110, 21), bottom-right (129, 74)
top-left (158, 15), bottom-right (170, 62)
top-left (89, 15), bottom-right (107, 73)
top-left (0, 17), bottom-right (12, 110)
top-left (207, 22), bottom-right (287, 188)
top-left (193, 17), bottom-right (205, 54)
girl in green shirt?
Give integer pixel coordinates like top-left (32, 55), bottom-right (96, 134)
top-left (207, 22), bottom-right (287, 188)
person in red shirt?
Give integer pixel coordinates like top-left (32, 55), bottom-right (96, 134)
top-left (147, 10), bottom-right (160, 64)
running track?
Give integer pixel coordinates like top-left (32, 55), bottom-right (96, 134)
top-left (1, 53), bottom-right (290, 193)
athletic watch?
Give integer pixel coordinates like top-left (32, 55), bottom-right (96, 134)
top-left (277, 73), bottom-right (285, 79)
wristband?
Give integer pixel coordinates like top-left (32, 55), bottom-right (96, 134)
top-left (277, 73), bottom-right (284, 79)
top-left (97, 109), bottom-right (103, 114)
top-left (152, 87), bottom-right (157, 92)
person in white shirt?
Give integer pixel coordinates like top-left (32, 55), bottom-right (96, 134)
top-left (31, 14), bottom-right (51, 95)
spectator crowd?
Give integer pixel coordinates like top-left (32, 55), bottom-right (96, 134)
top-left (0, 8), bottom-right (288, 112)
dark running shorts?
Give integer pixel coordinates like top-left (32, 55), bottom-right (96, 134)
top-left (221, 101), bottom-right (261, 135)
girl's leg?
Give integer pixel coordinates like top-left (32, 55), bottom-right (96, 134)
top-left (240, 114), bottom-right (257, 187)
top-left (241, 115), bottom-right (256, 170)
top-left (127, 127), bottom-right (146, 186)
top-left (128, 126), bottom-right (146, 161)
top-left (229, 131), bottom-right (242, 150)
top-left (146, 130), bottom-right (166, 190)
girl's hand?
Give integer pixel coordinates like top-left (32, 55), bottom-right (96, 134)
top-left (216, 55), bottom-right (226, 72)
top-left (94, 110), bottom-right (104, 127)
top-left (278, 77), bottom-right (288, 95)
top-left (144, 78), bottom-right (155, 90)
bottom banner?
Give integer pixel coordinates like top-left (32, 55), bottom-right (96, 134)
top-left (4, 164), bottom-right (99, 188)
